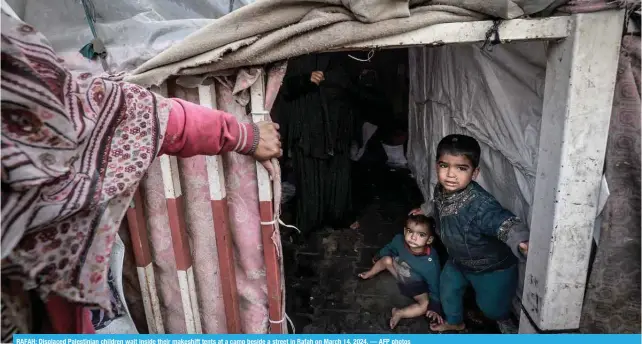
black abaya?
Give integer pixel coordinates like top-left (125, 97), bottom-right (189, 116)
top-left (279, 53), bottom-right (357, 233)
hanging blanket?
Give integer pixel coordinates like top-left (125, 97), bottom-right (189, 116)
top-left (125, 0), bottom-right (565, 87)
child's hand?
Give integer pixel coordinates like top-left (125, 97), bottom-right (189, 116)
top-left (426, 310), bottom-right (444, 325)
top-left (408, 208), bottom-right (423, 216)
top-left (519, 241), bottom-right (529, 256)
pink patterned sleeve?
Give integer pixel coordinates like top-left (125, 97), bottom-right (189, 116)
top-left (159, 98), bottom-right (258, 158)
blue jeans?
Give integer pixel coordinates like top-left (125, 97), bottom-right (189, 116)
top-left (440, 260), bottom-right (518, 325)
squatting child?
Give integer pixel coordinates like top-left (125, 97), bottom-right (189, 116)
top-left (358, 215), bottom-right (441, 329)
top-left (410, 134), bottom-right (530, 332)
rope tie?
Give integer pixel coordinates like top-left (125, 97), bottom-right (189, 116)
top-left (80, 0), bottom-right (110, 72)
top-left (481, 19), bottom-right (502, 52)
top-left (269, 312), bottom-right (296, 334)
top-left (348, 49), bottom-right (375, 62)
top-left (260, 217), bottom-right (301, 234)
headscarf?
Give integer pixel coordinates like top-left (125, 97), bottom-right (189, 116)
top-left (1, 9), bottom-right (170, 335)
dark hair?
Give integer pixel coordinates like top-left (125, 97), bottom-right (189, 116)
top-left (436, 134), bottom-right (481, 168)
top-left (406, 214), bottom-right (435, 236)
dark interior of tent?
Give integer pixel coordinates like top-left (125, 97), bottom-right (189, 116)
top-left (270, 49), bottom-right (507, 334)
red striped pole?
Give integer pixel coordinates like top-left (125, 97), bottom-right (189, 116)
top-left (125, 188), bottom-right (165, 333)
top-left (197, 83), bottom-right (243, 333)
top-left (250, 72), bottom-right (285, 334)
top-left (160, 83), bottom-right (202, 334)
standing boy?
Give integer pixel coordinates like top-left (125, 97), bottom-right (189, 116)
top-left (410, 134), bottom-right (529, 332)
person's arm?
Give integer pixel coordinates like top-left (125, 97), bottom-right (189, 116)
top-left (323, 63), bottom-right (351, 90)
top-left (280, 74), bottom-right (317, 101)
top-left (475, 199), bottom-right (530, 261)
top-left (410, 186), bottom-right (436, 217)
top-left (159, 99), bottom-right (258, 158)
top-left (374, 234), bottom-right (403, 260)
top-left (417, 254), bottom-right (442, 313)
top-left (409, 199), bottom-right (433, 217)
top-left (419, 200), bottom-right (434, 217)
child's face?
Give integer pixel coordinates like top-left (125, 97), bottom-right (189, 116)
top-left (436, 153), bottom-right (479, 193)
top-left (404, 221), bottom-right (433, 249)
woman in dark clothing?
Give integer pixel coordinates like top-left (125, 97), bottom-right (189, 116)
top-left (279, 53), bottom-right (357, 234)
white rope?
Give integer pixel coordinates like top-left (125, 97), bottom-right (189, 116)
top-left (269, 312), bottom-right (296, 334)
top-left (260, 217), bottom-right (301, 234)
top-left (348, 49), bottom-right (375, 62)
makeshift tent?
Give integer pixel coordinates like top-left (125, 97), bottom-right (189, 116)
top-left (9, 0), bottom-right (638, 335)
top-left (120, 0), bottom-right (640, 334)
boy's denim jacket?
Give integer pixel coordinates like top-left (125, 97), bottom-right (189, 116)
top-left (423, 181), bottom-right (529, 273)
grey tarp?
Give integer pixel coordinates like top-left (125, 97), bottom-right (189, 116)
top-left (5, 0), bottom-right (254, 73)
top-left (125, 0), bottom-right (563, 87)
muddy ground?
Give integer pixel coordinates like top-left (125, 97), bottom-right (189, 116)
top-left (281, 167), bottom-right (504, 334)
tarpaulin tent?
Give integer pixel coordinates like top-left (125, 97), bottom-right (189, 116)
top-left (9, 0), bottom-right (638, 334)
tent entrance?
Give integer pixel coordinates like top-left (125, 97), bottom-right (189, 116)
top-left (271, 9), bottom-right (625, 332)
top-left (275, 48), bottom-right (507, 333)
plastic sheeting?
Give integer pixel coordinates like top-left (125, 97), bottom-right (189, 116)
top-left (5, 0), bottom-right (254, 73)
top-left (407, 42), bottom-right (550, 320)
top-left (407, 42), bottom-right (549, 222)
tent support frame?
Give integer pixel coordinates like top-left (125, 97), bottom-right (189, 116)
top-left (518, 10), bottom-right (625, 333)
top-left (341, 15), bottom-right (572, 50)
top-left (341, 10), bottom-right (625, 333)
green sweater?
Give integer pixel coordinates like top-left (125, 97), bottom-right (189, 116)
top-left (376, 234), bottom-right (441, 303)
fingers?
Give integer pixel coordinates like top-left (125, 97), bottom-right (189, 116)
top-left (519, 242), bottom-right (529, 256)
top-left (262, 121), bottom-right (279, 135)
top-left (270, 123), bottom-right (281, 141)
top-left (426, 311), bottom-right (444, 324)
top-left (260, 160), bottom-right (274, 180)
top-left (256, 121), bottom-right (282, 160)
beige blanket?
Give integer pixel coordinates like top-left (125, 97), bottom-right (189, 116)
top-left (125, 0), bottom-right (563, 87)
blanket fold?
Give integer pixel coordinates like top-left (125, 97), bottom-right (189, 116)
top-left (126, 0), bottom-right (564, 87)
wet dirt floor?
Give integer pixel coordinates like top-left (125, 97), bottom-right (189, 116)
top-left (281, 167), bottom-right (504, 334)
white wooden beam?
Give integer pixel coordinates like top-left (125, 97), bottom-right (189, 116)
top-left (1, 0), bottom-right (21, 20)
top-left (250, 70), bottom-right (286, 334)
top-left (341, 16), bottom-right (571, 50)
top-left (519, 10), bottom-right (625, 333)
